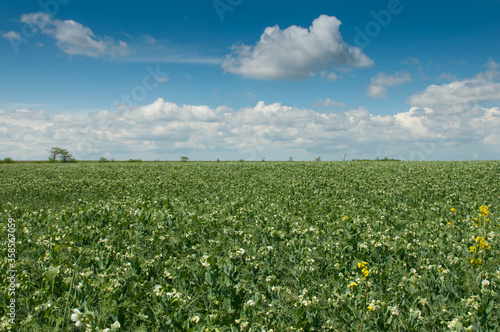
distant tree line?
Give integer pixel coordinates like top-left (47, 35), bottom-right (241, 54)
top-left (0, 150), bottom-right (401, 163)
top-left (351, 157), bottom-right (401, 162)
top-left (99, 157), bottom-right (115, 162)
top-left (48, 147), bottom-right (76, 163)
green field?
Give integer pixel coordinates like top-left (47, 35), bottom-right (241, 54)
top-left (1, 161), bottom-right (500, 331)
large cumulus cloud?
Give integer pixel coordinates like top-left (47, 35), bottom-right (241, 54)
top-left (222, 15), bottom-right (373, 80)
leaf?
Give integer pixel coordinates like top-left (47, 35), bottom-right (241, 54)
top-left (45, 265), bottom-right (61, 282)
top-left (223, 297), bottom-right (233, 313)
top-left (407, 284), bottom-right (417, 295)
top-left (445, 282), bottom-right (458, 298)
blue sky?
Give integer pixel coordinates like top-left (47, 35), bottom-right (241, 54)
top-left (1, 0), bottom-right (500, 161)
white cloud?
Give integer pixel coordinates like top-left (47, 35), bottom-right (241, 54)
top-left (408, 60), bottom-right (500, 107)
top-left (313, 98), bottom-right (345, 108)
top-left (1, 31), bottom-right (23, 41)
top-left (142, 34), bottom-right (156, 44)
top-left (19, 12), bottom-right (129, 58)
top-left (401, 56), bottom-right (420, 65)
top-left (222, 15), bottom-right (373, 80)
top-left (326, 73), bottom-right (339, 82)
top-left (436, 73), bottom-right (458, 82)
top-left (366, 85), bottom-right (387, 99)
top-left (321, 71), bottom-right (340, 82)
top-left (367, 71), bottom-right (411, 99)
top-left (2, 97), bottom-right (499, 161)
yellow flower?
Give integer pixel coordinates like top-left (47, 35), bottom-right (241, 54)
top-left (342, 216), bottom-right (348, 221)
top-left (358, 261), bottom-right (370, 278)
top-left (475, 236), bottom-right (490, 250)
top-left (447, 222), bottom-right (451, 226)
top-left (349, 282), bottom-right (358, 289)
top-left (470, 258), bottom-right (483, 266)
top-left (368, 305), bottom-right (374, 311)
top-left (450, 208), bottom-right (456, 212)
top-left (469, 246), bottom-right (476, 253)
top-left (480, 205), bottom-right (489, 217)
top-left (358, 261), bottom-right (368, 269)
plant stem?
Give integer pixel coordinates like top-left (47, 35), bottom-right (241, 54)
top-left (359, 286), bottom-right (368, 332)
top-left (63, 253), bottom-right (83, 326)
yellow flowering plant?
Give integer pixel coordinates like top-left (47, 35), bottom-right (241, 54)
top-left (358, 261), bottom-right (370, 279)
top-left (469, 206), bottom-right (492, 269)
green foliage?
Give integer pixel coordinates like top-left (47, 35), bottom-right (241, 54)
top-left (352, 157), bottom-right (401, 162)
top-left (0, 161), bottom-right (499, 330)
top-left (375, 157), bottom-right (400, 161)
top-left (48, 147), bottom-right (76, 163)
top-left (1, 157), bottom-right (14, 163)
top-left (128, 159), bottom-right (143, 162)
top-left (180, 156), bottom-right (189, 162)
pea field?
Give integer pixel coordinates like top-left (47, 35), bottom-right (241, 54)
top-left (1, 161), bottom-right (500, 331)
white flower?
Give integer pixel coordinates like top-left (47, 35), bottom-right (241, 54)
top-left (389, 306), bottom-right (399, 316)
top-left (447, 318), bottom-right (460, 329)
top-left (71, 309), bottom-right (82, 325)
top-left (266, 276), bottom-right (272, 282)
top-left (153, 284), bottom-right (163, 296)
top-left (192, 315), bottom-right (200, 323)
top-left (111, 321), bottom-right (121, 329)
top-left (419, 298), bottom-right (428, 306)
top-left (246, 300), bottom-right (255, 306)
top-left (482, 279), bottom-right (490, 287)
top-left (200, 255), bottom-right (211, 267)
